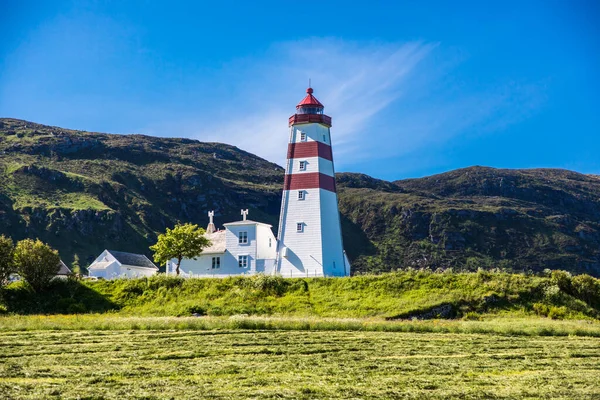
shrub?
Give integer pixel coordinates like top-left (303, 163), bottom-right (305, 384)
top-left (462, 312), bottom-right (481, 321)
top-left (67, 302), bottom-right (87, 314)
top-left (543, 285), bottom-right (561, 301)
top-left (56, 297), bottom-right (77, 312)
top-left (0, 235), bottom-right (15, 287)
top-left (548, 306), bottom-right (568, 320)
top-left (571, 275), bottom-right (600, 309)
top-left (184, 304), bottom-right (206, 316)
top-left (13, 239), bottom-right (60, 292)
top-left (532, 302), bottom-right (550, 317)
top-left (550, 270), bottom-right (572, 293)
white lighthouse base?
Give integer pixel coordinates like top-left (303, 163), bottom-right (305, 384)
top-left (277, 188), bottom-right (349, 277)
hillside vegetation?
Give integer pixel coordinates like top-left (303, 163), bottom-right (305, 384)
top-left (339, 169), bottom-right (600, 275)
top-left (1, 118), bottom-right (599, 275)
top-left (0, 118), bottom-right (282, 266)
top-left (2, 271), bottom-right (599, 322)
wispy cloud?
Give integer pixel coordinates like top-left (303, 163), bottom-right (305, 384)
top-left (189, 39), bottom-right (437, 166)
top-left (146, 38), bottom-right (543, 172)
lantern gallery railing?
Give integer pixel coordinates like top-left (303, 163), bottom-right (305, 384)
top-left (288, 114), bottom-right (332, 127)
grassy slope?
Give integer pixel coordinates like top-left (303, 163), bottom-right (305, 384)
top-left (2, 271), bottom-right (599, 321)
top-left (1, 118), bottom-right (600, 275)
top-left (0, 328), bottom-right (598, 399)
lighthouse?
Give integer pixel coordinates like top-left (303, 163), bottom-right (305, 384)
top-left (276, 87), bottom-right (350, 277)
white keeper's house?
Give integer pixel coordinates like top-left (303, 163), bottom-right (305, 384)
top-left (167, 210), bottom-right (278, 277)
top-left (169, 87), bottom-right (350, 278)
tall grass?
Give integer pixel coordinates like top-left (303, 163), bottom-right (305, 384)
top-left (0, 314), bottom-right (599, 337)
top-left (2, 270), bottom-right (599, 320)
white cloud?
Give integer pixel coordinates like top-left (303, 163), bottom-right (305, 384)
top-left (189, 39), bottom-right (437, 166)
top-left (146, 38), bottom-right (543, 172)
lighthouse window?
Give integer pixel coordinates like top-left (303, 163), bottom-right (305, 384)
top-left (269, 238), bottom-right (272, 247)
top-left (238, 255), bottom-right (248, 268)
top-left (300, 132), bottom-right (307, 142)
top-left (211, 257), bottom-right (221, 269)
top-left (299, 161), bottom-right (306, 171)
top-left (323, 134), bottom-right (326, 142)
top-left (296, 223), bottom-right (304, 233)
top-left (238, 231), bottom-right (248, 244)
top-left (298, 191), bottom-right (305, 200)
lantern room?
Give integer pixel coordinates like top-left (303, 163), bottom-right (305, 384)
top-left (289, 87), bottom-right (332, 127)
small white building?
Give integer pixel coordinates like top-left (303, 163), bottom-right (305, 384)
top-left (168, 210), bottom-right (277, 277)
top-left (88, 250), bottom-right (158, 279)
top-left (54, 260), bottom-right (72, 279)
top-left (9, 260), bottom-right (72, 282)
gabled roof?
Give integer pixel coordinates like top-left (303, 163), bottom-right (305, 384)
top-left (106, 250), bottom-right (158, 270)
top-left (88, 261), bottom-right (112, 270)
top-left (296, 87), bottom-right (324, 109)
top-left (202, 231), bottom-right (226, 254)
top-left (57, 260), bottom-right (72, 276)
top-left (223, 219), bottom-right (273, 228)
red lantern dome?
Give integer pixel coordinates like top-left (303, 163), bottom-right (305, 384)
top-left (289, 87), bottom-right (331, 127)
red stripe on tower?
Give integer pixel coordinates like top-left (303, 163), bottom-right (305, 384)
top-left (283, 172), bottom-right (336, 192)
top-left (287, 141), bottom-right (333, 161)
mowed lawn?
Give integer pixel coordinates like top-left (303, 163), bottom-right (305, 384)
top-left (1, 328), bottom-right (599, 399)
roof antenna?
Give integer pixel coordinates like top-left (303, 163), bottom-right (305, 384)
top-left (309, 78), bottom-right (311, 88)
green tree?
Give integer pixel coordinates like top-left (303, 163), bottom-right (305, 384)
top-left (0, 235), bottom-right (15, 286)
top-left (71, 254), bottom-right (81, 277)
top-left (150, 223), bottom-right (211, 276)
top-left (14, 239), bottom-right (61, 292)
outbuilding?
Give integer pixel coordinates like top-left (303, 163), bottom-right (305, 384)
top-left (88, 250), bottom-right (158, 279)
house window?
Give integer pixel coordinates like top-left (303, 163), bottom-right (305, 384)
top-left (299, 161), bottom-right (306, 171)
top-left (212, 257), bottom-right (221, 269)
top-left (297, 223), bottom-right (304, 233)
top-left (300, 132), bottom-right (306, 142)
top-left (323, 134), bottom-right (326, 142)
top-left (298, 190), bottom-right (305, 200)
top-left (238, 255), bottom-right (248, 268)
top-left (239, 231), bottom-right (248, 244)
top-left (269, 238), bottom-right (272, 247)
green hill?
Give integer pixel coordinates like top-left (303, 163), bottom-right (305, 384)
top-left (0, 118), bottom-right (283, 266)
top-left (338, 168), bottom-right (600, 275)
top-left (2, 271), bottom-right (599, 323)
top-left (1, 118), bottom-right (599, 275)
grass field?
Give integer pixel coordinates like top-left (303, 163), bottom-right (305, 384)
top-left (2, 271), bottom-right (599, 398)
top-left (1, 316), bottom-right (599, 399)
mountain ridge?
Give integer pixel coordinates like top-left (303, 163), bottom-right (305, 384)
top-left (1, 118), bottom-right (599, 276)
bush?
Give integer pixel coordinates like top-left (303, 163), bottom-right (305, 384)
top-left (548, 306), bottom-right (568, 320)
top-left (571, 275), bottom-right (600, 309)
top-left (462, 312), bottom-right (481, 321)
top-left (14, 239), bottom-right (61, 292)
top-left (533, 302), bottom-right (550, 317)
top-left (550, 270), bottom-right (572, 293)
top-left (67, 302), bottom-right (87, 314)
top-left (0, 235), bottom-right (15, 287)
top-left (184, 304), bottom-right (206, 316)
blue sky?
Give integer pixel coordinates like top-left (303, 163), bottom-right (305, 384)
top-left (1, 0), bottom-right (598, 180)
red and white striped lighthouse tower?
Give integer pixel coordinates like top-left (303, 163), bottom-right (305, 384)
top-left (276, 87), bottom-right (350, 277)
